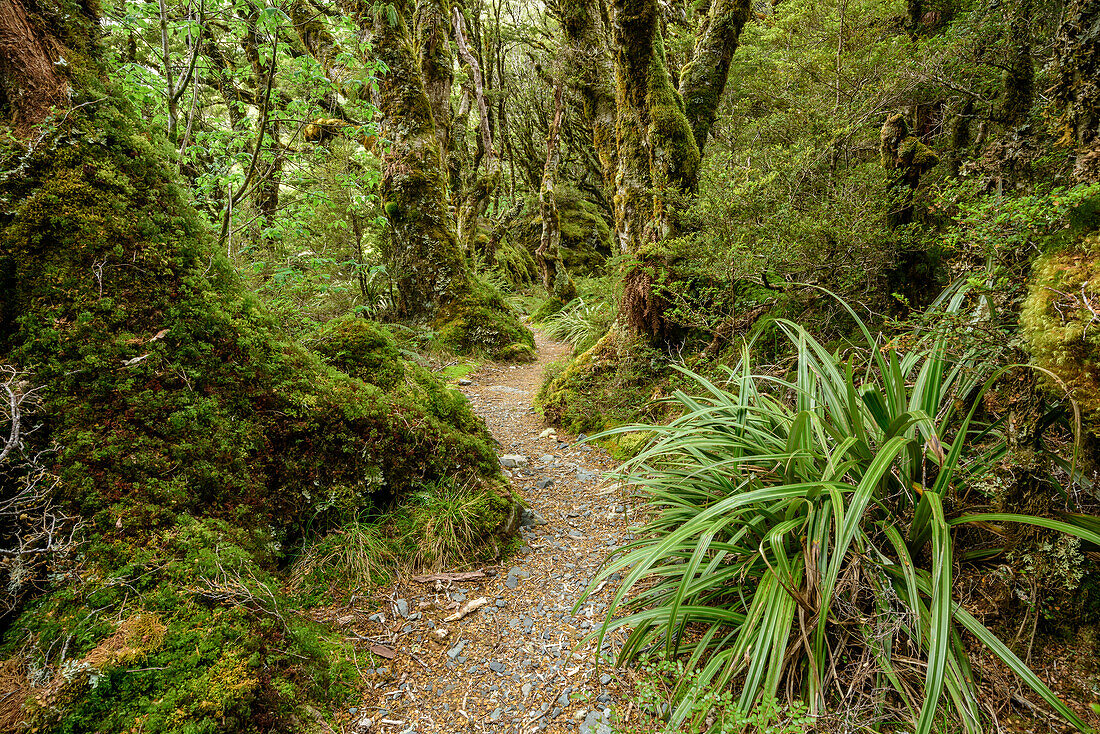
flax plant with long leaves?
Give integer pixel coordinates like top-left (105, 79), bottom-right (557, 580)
top-left (580, 299), bottom-right (1098, 732)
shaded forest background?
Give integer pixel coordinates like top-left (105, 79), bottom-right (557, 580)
top-left (1, 0), bottom-right (1100, 730)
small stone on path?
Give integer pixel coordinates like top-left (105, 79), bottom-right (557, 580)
top-left (499, 454), bottom-right (529, 468)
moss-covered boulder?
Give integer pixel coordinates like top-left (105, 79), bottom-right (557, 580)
top-left (1021, 232), bottom-right (1100, 421)
top-left (434, 280), bottom-right (536, 362)
top-left (311, 316), bottom-right (405, 390)
top-left (515, 186), bottom-right (611, 277)
top-left (536, 329), bottom-right (668, 433)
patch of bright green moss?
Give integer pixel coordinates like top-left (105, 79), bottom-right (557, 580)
top-left (311, 317), bottom-right (405, 391)
top-left (535, 331), bottom-right (671, 434)
top-left (1021, 232), bottom-right (1100, 422)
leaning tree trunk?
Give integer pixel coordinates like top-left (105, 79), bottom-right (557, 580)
top-left (679, 0), bottom-right (751, 151)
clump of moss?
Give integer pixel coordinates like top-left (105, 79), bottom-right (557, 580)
top-left (309, 316), bottom-right (405, 391)
top-left (536, 330), bottom-right (670, 434)
top-left (6, 517), bottom-right (358, 734)
top-left (1021, 232), bottom-right (1100, 421)
top-left (531, 297), bottom-right (567, 322)
top-left (434, 279), bottom-right (536, 362)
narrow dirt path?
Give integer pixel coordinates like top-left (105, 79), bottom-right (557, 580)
top-left (348, 330), bottom-right (637, 734)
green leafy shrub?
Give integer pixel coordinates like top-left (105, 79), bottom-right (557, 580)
top-left (582, 299), bottom-right (1097, 733)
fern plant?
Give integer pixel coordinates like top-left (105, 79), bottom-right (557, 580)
top-left (581, 299), bottom-right (1097, 732)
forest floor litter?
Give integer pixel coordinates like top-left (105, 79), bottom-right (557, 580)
top-left (337, 331), bottom-right (644, 733)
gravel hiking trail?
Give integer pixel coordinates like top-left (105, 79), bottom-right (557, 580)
top-left (342, 330), bottom-right (639, 734)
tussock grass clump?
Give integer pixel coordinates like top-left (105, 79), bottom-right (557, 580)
top-left (399, 480), bottom-right (512, 571)
top-left (542, 297), bottom-right (614, 353)
top-left (290, 522), bottom-right (396, 595)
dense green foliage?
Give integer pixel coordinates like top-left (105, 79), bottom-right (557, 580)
top-left (2, 0), bottom-right (1100, 728)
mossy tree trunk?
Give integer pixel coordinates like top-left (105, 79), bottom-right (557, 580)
top-left (612, 0), bottom-right (702, 340)
top-left (879, 112), bottom-right (938, 229)
top-left (880, 112), bottom-right (939, 307)
top-left (338, 0), bottom-right (532, 358)
top-left (562, 0), bottom-right (746, 342)
top-left (341, 0), bottom-right (466, 317)
top-left (679, 0), bottom-right (751, 151)
top-left (560, 0), bottom-right (618, 194)
top-left (1051, 0), bottom-right (1100, 182)
top-left (536, 79), bottom-right (576, 304)
top-left (415, 0), bottom-right (453, 155)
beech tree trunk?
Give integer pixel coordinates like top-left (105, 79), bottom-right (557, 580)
top-left (559, 0), bottom-right (618, 193)
top-left (341, 0), bottom-right (467, 317)
top-left (562, 0), bottom-right (747, 342)
top-left (536, 79), bottom-right (576, 303)
top-left (679, 0), bottom-right (751, 150)
top-left (0, 0), bottom-right (70, 137)
top-left (416, 0), bottom-right (453, 155)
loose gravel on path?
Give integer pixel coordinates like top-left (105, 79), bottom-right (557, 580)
top-left (346, 331), bottom-right (639, 734)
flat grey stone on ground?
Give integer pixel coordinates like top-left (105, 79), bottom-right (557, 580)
top-left (499, 453), bottom-right (529, 468)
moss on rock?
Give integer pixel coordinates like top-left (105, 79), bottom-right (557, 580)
top-left (536, 330), bottom-right (669, 433)
top-left (1021, 232), bottom-right (1100, 421)
top-left (434, 280), bottom-right (536, 362)
top-left (311, 316), bottom-right (405, 391)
